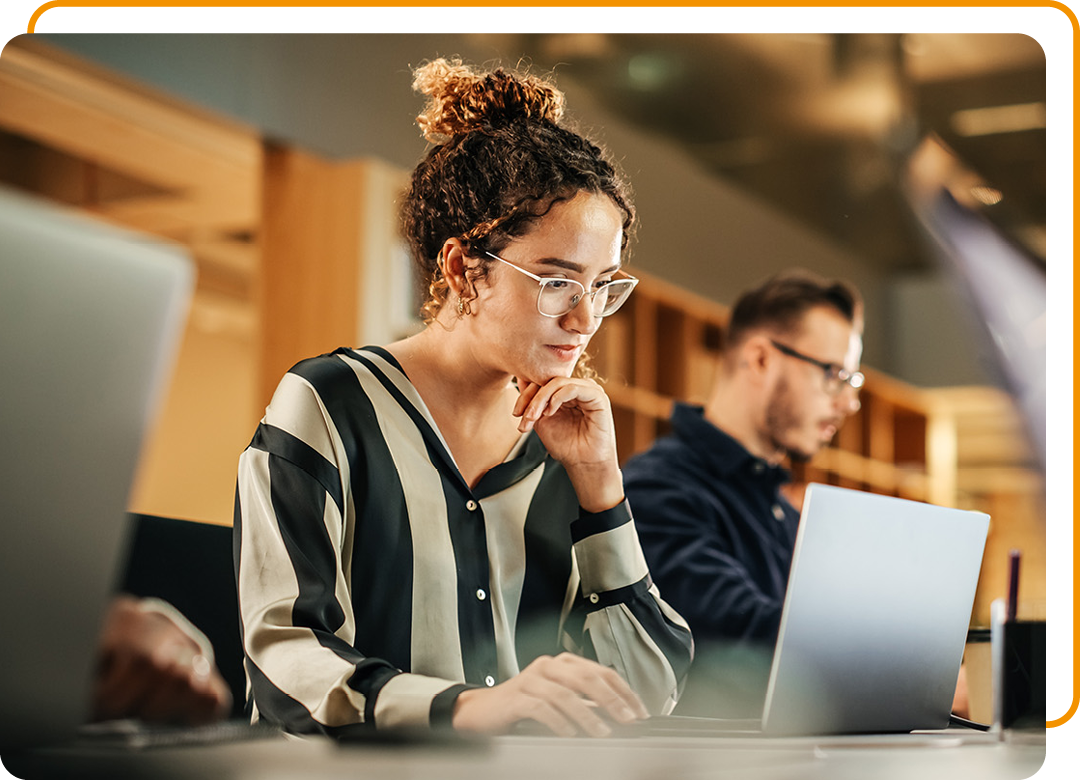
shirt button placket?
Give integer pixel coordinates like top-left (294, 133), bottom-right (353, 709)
top-left (467, 497), bottom-right (494, 691)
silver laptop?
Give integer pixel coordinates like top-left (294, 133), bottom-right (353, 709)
top-left (0, 186), bottom-right (193, 750)
top-left (628, 483), bottom-right (989, 738)
top-left (759, 483), bottom-right (990, 735)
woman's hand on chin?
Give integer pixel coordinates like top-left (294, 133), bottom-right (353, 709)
top-left (513, 376), bottom-right (624, 513)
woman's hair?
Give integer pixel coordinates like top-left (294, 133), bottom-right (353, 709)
top-left (400, 57), bottom-right (636, 326)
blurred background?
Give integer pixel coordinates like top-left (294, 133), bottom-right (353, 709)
top-left (0, 34), bottom-right (1046, 655)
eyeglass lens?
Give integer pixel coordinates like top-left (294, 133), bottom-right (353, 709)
top-left (824, 369), bottom-right (863, 394)
top-left (539, 279), bottom-right (635, 317)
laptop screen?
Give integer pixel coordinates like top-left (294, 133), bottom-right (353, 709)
top-left (762, 484), bottom-right (989, 736)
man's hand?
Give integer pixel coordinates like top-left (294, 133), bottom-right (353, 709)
top-left (91, 596), bottom-right (232, 726)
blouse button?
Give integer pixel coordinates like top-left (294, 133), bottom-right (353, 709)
top-left (476, 588), bottom-right (487, 601)
top-left (772, 504), bottom-right (786, 521)
top-left (484, 675), bottom-right (496, 687)
top-left (466, 500), bottom-right (478, 512)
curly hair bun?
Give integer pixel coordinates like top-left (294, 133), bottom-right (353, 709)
top-left (412, 57), bottom-right (566, 143)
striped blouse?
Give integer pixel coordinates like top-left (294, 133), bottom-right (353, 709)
top-left (234, 346), bottom-right (693, 733)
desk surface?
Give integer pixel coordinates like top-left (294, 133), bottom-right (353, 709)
top-left (7, 729), bottom-right (1045, 780)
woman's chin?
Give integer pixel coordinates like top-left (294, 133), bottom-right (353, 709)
top-left (516, 365), bottom-right (570, 387)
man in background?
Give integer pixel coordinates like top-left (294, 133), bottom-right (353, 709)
top-left (622, 270), bottom-right (864, 715)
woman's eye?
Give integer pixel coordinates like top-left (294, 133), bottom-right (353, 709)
top-left (593, 279), bottom-right (613, 291)
top-left (545, 279), bottom-right (572, 290)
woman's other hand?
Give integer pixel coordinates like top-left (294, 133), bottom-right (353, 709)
top-left (451, 653), bottom-right (648, 737)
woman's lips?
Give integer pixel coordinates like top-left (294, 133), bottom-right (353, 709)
top-left (547, 344), bottom-right (583, 361)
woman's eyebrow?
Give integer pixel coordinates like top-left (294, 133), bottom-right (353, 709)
top-left (536, 257), bottom-right (621, 275)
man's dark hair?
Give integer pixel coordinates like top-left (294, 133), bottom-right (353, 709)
top-left (725, 270), bottom-right (862, 350)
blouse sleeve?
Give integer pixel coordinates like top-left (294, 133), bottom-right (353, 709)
top-left (233, 372), bottom-right (468, 734)
top-left (566, 501), bottom-right (694, 715)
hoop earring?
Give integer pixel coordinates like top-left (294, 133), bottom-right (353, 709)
top-left (458, 296), bottom-right (473, 316)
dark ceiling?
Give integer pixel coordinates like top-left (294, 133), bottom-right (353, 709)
top-left (505, 33), bottom-right (1046, 273)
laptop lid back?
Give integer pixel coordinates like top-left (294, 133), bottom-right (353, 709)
top-left (0, 187), bottom-right (193, 749)
top-left (762, 484), bottom-right (989, 736)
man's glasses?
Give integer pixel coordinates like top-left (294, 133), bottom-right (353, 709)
top-left (484, 251), bottom-right (638, 318)
top-left (769, 339), bottom-right (865, 395)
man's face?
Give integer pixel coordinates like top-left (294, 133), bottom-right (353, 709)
top-left (761, 306), bottom-right (863, 462)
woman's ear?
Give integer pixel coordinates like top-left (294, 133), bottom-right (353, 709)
top-left (439, 239), bottom-right (470, 299)
top-left (439, 238), bottom-right (480, 316)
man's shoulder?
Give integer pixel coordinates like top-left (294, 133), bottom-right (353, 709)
top-left (622, 437), bottom-right (723, 513)
top-left (623, 406), bottom-right (722, 481)
top-left (623, 434), bottom-right (695, 478)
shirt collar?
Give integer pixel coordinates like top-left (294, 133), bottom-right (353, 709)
top-left (351, 346), bottom-right (550, 498)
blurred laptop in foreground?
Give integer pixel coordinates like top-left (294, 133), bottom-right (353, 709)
top-left (0, 186), bottom-right (198, 750)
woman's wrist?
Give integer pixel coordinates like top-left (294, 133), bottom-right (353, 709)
top-left (566, 463), bottom-right (625, 513)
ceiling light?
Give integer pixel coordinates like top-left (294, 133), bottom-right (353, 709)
top-left (969, 185), bottom-right (1003, 206)
top-left (626, 53), bottom-right (682, 92)
top-left (950, 102), bottom-right (1046, 137)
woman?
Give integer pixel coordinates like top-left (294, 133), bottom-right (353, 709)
top-left (234, 57), bottom-right (692, 738)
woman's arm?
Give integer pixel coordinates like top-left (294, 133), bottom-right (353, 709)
top-left (512, 377), bottom-right (694, 715)
top-left (234, 371), bottom-right (466, 734)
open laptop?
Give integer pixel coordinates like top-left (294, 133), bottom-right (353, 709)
top-left (0, 186), bottom-right (193, 751)
top-left (626, 483), bottom-right (989, 738)
top-left (761, 483), bottom-right (989, 735)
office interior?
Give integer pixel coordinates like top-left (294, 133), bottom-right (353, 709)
top-left (0, 33), bottom-right (1046, 728)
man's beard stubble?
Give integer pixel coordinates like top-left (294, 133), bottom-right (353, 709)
top-left (763, 375), bottom-right (814, 464)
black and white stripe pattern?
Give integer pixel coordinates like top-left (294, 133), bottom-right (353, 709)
top-left (235, 346), bottom-right (692, 733)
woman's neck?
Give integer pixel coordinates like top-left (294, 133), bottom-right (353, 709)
top-left (390, 323), bottom-right (511, 414)
top-left (387, 322), bottom-right (522, 488)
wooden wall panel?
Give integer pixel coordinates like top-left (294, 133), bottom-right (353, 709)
top-left (259, 145), bottom-right (370, 405)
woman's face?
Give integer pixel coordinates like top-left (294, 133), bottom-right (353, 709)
top-left (467, 191), bottom-right (625, 385)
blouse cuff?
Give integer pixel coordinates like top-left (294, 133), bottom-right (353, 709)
top-left (372, 673), bottom-right (468, 730)
top-left (430, 683), bottom-right (478, 730)
top-left (570, 500), bottom-right (650, 598)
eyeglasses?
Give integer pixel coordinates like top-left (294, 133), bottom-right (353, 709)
top-left (483, 251), bottom-right (638, 318)
top-left (769, 339), bottom-right (865, 395)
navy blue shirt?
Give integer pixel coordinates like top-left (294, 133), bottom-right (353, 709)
top-left (622, 403), bottom-right (800, 646)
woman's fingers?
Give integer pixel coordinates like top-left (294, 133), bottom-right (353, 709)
top-left (512, 377), bottom-right (541, 419)
top-left (452, 654), bottom-right (646, 737)
top-left (533, 654), bottom-right (648, 724)
top-left (515, 378), bottom-right (607, 427)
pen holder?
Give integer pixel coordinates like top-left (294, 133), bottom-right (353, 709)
top-left (990, 599), bottom-right (1046, 731)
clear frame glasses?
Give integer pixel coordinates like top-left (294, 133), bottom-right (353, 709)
top-left (769, 339), bottom-right (865, 395)
top-left (483, 251), bottom-right (639, 318)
